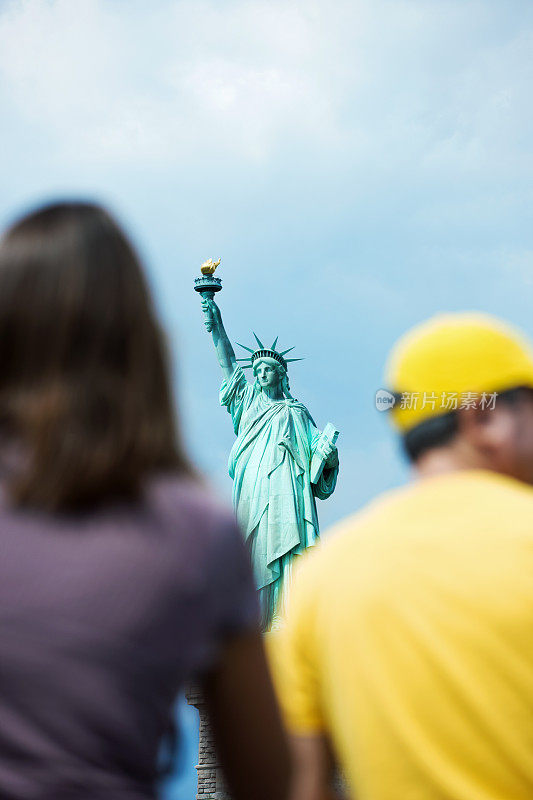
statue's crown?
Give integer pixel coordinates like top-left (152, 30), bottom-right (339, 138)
top-left (235, 334), bottom-right (303, 371)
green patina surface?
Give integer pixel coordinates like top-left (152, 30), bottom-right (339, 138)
top-left (197, 279), bottom-right (339, 629)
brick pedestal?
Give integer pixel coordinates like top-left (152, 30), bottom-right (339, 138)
top-left (186, 685), bottom-right (230, 800)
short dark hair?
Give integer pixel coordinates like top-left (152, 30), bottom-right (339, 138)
top-left (0, 201), bottom-right (191, 511)
top-left (401, 412), bottom-right (458, 462)
top-left (401, 385), bottom-right (533, 463)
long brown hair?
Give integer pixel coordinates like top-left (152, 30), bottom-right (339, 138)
top-left (0, 201), bottom-right (191, 511)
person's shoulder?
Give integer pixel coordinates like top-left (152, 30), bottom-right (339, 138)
top-left (146, 474), bottom-right (238, 547)
top-left (478, 470), bottom-right (533, 502)
top-left (289, 485), bottom-right (409, 590)
top-left (468, 470), bottom-right (533, 519)
top-left (324, 484), bottom-right (408, 545)
top-left (315, 472), bottom-right (533, 567)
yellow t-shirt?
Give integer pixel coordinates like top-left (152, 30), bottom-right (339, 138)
top-left (270, 470), bottom-right (533, 800)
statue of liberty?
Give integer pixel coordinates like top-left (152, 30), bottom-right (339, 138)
top-left (197, 266), bottom-right (339, 629)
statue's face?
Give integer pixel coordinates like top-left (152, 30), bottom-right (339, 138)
top-left (254, 359), bottom-right (281, 389)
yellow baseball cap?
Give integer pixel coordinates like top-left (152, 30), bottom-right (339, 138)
top-left (386, 313), bottom-right (533, 432)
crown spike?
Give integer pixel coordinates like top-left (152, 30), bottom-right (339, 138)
top-left (285, 358), bottom-right (304, 363)
top-left (236, 342), bottom-right (255, 353)
top-left (280, 346), bottom-right (295, 356)
top-left (253, 332), bottom-right (265, 349)
top-left (270, 336), bottom-right (279, 351)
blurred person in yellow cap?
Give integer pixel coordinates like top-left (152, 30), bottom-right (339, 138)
top-left (270, 312), bottom-right (533, 800)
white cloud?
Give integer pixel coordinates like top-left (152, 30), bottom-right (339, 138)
top-left (1, 0), bottom-right (531, 173)
top-left (0, 0), bottom-right (342, 161)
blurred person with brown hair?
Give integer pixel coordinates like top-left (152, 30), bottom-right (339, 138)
top-left (270, 313), bottom-right (533, 800)
top-left (0, 201), bottom-right (290, 800)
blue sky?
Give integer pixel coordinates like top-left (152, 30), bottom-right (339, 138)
top-left (1, 0), bottom-right (533, 525)
top-left (1, 0), bottom-right (532, 795)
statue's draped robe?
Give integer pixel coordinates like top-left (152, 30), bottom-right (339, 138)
top-left (220, 366), bottom-right (338, 625)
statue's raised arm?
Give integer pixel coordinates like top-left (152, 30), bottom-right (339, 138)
top-left (201, 296), bottom-right (236, 381)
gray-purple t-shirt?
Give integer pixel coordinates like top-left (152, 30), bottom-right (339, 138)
top-left (0, 476), bottom-right (258, 799)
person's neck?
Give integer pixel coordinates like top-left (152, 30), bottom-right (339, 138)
top-left (414, 442), bottom-right (533, 487)
top-left (414, 444), bottom-right (488, 481)
top-left (263, 386), bottom-right (284, 401)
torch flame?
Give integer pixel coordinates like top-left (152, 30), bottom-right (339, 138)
top-left (200, 258), bottom-right (221, 276)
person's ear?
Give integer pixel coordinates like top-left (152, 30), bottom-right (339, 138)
top-left (456, 404), bottom-right (514, 459)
